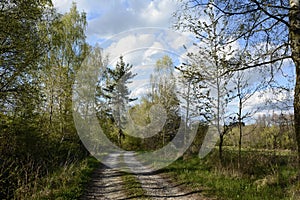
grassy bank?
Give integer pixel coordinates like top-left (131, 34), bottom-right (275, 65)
top-left (164, 149), bottom-right (300, 200)
top-left (15, 157), bottom-right (99, 200)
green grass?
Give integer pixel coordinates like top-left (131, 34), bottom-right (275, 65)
top-left (222, 146), bottom-right (297, 156)
top-left (121, 172), bottom-right (147, 199)
top-left (16, 156), bottom-right (99, 200)
top-left (164, 150), bottom-right (299, 200)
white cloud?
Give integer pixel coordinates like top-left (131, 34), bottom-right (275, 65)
top-left (241, 88), bottom-right (294, 119)
top-left (102, 28), bottom-right (195, 71)
top-left (55, 1), bottom-right (295, 126)
top-left (105, 33), bottom-right (156, 64)
top-left (52, 0), bottom-right (179, 42)
top-left (94, 28), bottom-right (195, 103)
top-left (52, 0), bottom-right (192, 69)
top-left (142, 42), bottom-right (165, 62)
top-left (128, 79), bottom-right (152, 100)
top-left (140, 0), bottom-right (178, 25)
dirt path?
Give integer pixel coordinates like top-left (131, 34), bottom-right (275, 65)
top-left (81, 152), bottom-right (209, 200)
top-left (80, 153), bottom-right (127, 200)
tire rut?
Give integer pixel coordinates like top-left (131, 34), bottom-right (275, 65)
top-left (81, 167), bottom-right (127, 200)
top-left (123, 152), bottom-right (206, 200)
top-left (81, 153), bottom-right (127, 200)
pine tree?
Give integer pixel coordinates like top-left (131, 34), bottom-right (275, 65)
top-left (103, 56), bottom-right (137, 146)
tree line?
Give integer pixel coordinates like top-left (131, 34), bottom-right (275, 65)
top-left (0, 1), bottom-right (90, 198)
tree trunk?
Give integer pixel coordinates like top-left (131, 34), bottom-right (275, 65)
top-left (49, 87), bottom-right (54, 129)
top-left (219, 134), bottom-right (224, 165)
top-left (289, 0), bottom-right (300, 171)
top-left (238, 78), bottom-right (243, 169)
top-left (184, 80), bottom-right (191, 146)
top-left (238, 121), bottom-right (242, 169)
top-left (238, 96), bottom-right (243, 168)
top-left (118, 129), bottom-right (124, 148)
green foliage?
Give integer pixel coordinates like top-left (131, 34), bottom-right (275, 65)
top-left (1, 0), bottom-right (298, 198)
top-left (103, 56), bottom-right (137, 126)
top-left (175, 0), bottom-right (300, 171)
top-left (224, 114), bottom-right (296, 150)
top-left (0, 0), bottom-right (52, 96)
top-left (150, 55), bottom-right (180, 147)
top-left (40, 2), bottom-right (89, 139)
top-left (183, 124), bottom-right (208, 159)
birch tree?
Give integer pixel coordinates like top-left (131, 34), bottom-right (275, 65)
top-left (175, 0), bottom-right (300, 170)
top-left (175, 4), bottom-right (235, 163)
top-left (40, 2), bottom-right (89, 141)
top-left (150, 55), bottom-right (180, 146)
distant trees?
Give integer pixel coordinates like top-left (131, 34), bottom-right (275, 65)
top-left (224, 113), bottom-right (295, 151)
top-left (1, 0), bottom-right (298, 197)
top-left (124, 55), bottom-right (181, 150)
top-left (177, 68), bottom-right (209, 154)
top-left (150, 55), bottom-right (180, 146)
top-left (94, 55), bottom-right (180, 150)
top-left (229, 69), bottom-right (264, 167)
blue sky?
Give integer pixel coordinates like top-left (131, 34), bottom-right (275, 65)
top-left (54, 0), bottom-right (295, 121)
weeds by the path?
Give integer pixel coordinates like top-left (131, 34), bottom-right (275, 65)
top-left (19, 157), bottom-right (99, 200)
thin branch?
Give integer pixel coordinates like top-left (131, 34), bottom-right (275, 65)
top-left (212, 2), bottom-right (260, 16)
top-left (224, 55), bottom-right (293, 75)
top-left (251, 0), bottom-right (290, 27)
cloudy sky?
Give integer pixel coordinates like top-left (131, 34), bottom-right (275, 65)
top-left (53, 0), bottom-right (191, 92)
top-left (51, 0), bottom-right (191, 67)
top-left (52, 0), bottom-right (179, 44)
top-left (54, 0), bottom-right (294, 122)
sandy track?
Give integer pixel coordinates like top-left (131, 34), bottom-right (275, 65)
top-left (81, 152), bottom-right (209, 200)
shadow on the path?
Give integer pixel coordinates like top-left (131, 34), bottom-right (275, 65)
top-left (122, 190), bottom-right (204, 200)
top-left (80, 164), bottom-right (128, 200)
